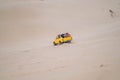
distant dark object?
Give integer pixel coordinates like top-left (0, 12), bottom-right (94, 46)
top-left (109, 9), bottom-right (113, 13)
top-left (100, 64), bottom-right (104, 68)
top-left (109, 9), bottom-right (114, 18)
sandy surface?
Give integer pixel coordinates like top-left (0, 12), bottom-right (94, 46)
top-left (0, 0), bottom-right (120, 80)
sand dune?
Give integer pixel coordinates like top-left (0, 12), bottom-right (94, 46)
top-left (0, 0), bottom-right (120, 80)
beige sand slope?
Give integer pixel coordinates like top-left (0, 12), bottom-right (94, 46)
top-left (0, 0), bottom-right (120, 80)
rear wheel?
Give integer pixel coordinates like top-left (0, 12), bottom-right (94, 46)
top-left (67, 40), bottom-right (71, 43)
top-left (59, 41), bottom-right (63, 45)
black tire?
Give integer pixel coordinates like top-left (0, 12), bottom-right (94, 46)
top-left (68, 40), bottom-right (71, 43)
top-left (59, 41), bottom-right (62, 44)
top-left (64, 40), bottom-right (71, 43)
top-left (53, 42), bottom-right (57, 46)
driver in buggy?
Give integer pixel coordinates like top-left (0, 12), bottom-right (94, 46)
top-left (60, 33), bottom-right (71, 38)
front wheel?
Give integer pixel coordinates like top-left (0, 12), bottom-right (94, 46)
top-left (53, 42), bottom-right (57, 46)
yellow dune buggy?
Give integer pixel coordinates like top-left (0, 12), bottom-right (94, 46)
top-left (53, 33), bottom-right (72, 46)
